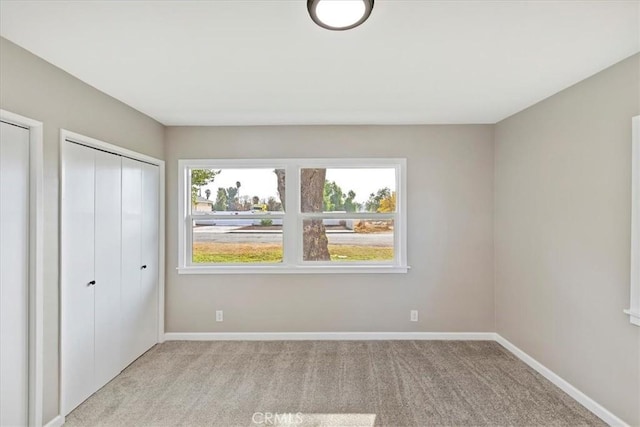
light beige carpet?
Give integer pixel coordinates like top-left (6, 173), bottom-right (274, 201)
top-left (65, 341), bottom-right (604, 427)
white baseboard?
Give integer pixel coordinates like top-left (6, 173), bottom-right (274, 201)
top-left (494, 334), bottom-right (628, 427)
top-left (44, 414), bottom-right (65, 427)
top-left (164, 331), bottom-right (496, 341)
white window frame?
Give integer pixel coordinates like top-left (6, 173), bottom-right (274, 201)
top-left (626, 116), bottom-right (640, 326)
top-left (178, 158), bottom-right (408, 274)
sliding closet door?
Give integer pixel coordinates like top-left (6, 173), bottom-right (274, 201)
top-left (140, 163), bottom-right (160, 352)
top-left (0, 121), bottom-right (30, 427)
top-left (121, 157), bottom-right (143, 366)
top-left (94, 150), bottom-right (122, 389)
top-left (61, 141), bottom-right (96, 414)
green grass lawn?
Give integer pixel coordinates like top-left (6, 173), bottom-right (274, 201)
top-left (192, 243), bottom-right (283, 263)
top-left (327, 245), bottom-right (393, 261)
top-left (193, 242), bottom-right (393, 263)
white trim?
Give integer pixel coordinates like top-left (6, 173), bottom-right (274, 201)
top-left (286, 163), bottom-right (299, 265)
top-left (628, 116), bottom-right (640, 326)
top-left (178, 161), bottom-right (188, 280)
top-left (298, 212), bottom-right (395, 220)
top-left (495, 334), bottom-right (629, 427)
top-left (182, 158), bottom-right (404, 168)
top-left (0, 110), bottom-right (45, 427)
top-left (177, 265), bottom-right (410, 275)
top-left (192, 212), bottom-right (286, 220)
top-left (43, 415), bottom-right (65, 427)
top-left (158, 161), bottom-right (166, 342)
top-left (397, 158), bottom-right (408, 266)
top-left (164, 332), bottom-right (495, 341)
top-left (178, 158), bottom-right (408, 273)
top-left (61, 130), bottom-right (160, 166)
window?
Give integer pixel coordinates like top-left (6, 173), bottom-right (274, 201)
top-left (178, 159), bottom-right (408, 274)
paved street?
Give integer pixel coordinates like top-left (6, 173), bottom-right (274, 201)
top-left (193, 226), bottom-right (393, 247)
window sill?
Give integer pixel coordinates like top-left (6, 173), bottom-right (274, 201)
top-left (177, 265), bottom-right (410, 275)
top-left (623, 309), bottom-right (640, 326)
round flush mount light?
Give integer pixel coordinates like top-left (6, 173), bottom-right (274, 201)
top-left (308, 0), bottom-right (375, 31)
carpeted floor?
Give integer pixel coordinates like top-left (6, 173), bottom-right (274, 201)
top-left (65, 340), bottom-right (604, 427)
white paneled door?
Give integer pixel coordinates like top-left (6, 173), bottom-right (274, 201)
top-left (93, 150), bottom-right (122, 390)
top-left (0, 121), bottom-right (30, 427)
top-left (121, 158), bottom-right (159, 365)
top-left (121, 157), bottom-right (143, 366)
top-left (62, 139), bottom-right (160, 415)
top-left (61, 141), bottom-right (96, 414)
top-left (140, 162), bottom-right (160, 354)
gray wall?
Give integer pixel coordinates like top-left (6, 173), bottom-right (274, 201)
top-left (494, 53), bottom-right (640, 425)
top-left (4, 30), bottom-right (637, 426)
top-left (0, 37), bottom-right (165, 424)
top-left (165, 125), bottom-right (496, 334)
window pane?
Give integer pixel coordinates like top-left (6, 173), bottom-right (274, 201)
top-left (302, 219), bottom-right (394, 262)
top-left (300, 168), bottom-right (396, 213)
top-left (192, 219), bottom-right (283, 264)
top-left (191, 168), bottom-right (284, 213)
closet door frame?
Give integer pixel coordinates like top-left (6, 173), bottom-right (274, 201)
top-left (0, 109), bottom-right (44, 427)
top-left (59, 130), bottom-right (165, 346)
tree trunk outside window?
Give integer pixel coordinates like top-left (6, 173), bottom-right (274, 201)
top-left (275, 168), bottom-right (330, 261)
top-left (300, 169), bottom-right (330, 261)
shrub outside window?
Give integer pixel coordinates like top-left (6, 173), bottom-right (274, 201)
top-left (178, 159), bottom-right (408, 274)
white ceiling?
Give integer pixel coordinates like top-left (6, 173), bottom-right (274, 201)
top-left (1, 0), bottom-right (638, 126)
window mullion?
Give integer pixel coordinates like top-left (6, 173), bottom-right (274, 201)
top-left (283, 163), bottom-right (299, 267)
top-left (178, 161), bottom-right (188, 269)
top-left (300, 212), bottom-right (395, 220)
top-left (186, 215), bottom-right (193, 267)
top-left (192, 213), bottom-right (285, 220)
top-left (393, 211), bottom-right (401, 267)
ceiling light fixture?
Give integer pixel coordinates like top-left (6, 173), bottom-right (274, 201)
top-left (307, 0), bottom-right (374, 31)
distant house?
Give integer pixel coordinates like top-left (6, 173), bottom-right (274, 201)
top-left (193, 196), bottom-right (213, 212)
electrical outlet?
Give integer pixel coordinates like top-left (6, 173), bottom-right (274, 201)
top-left (410, 310), bottom-right (418, 322)
top-left (216, 310), bottom-right (224, 322)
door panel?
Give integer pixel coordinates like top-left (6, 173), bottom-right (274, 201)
top-left (60, 143), bottom-right (160, 414)
top-left (121, 158), bottom-right (142, 366)
top-left (94, 150), bottom-right (122, 389)
top-left (0, 121), bottom-right (30, 427)
top-left (140, 163), bottom-right (159, 353)
top-left (61, 141), bottom-right (96, 414)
